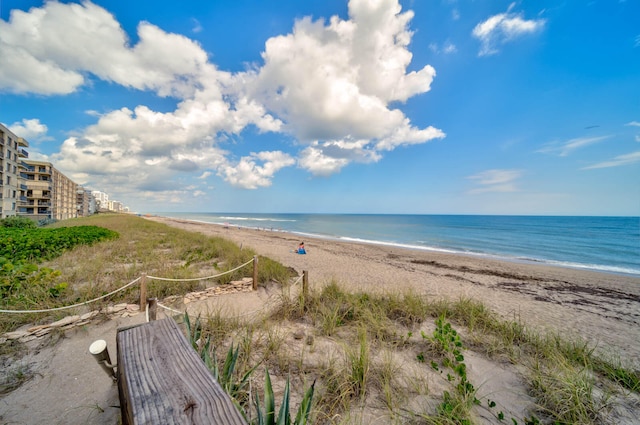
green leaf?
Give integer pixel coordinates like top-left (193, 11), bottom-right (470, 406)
top-left (276, 378), bottom-right (290, 425)
top-left (264, 369), bottom-right (275, 425)
top-left (294, 380), bottom-right (316, 425)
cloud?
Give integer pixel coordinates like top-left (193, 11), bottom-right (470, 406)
top-left (2, 0), bottom-right (442, 199)
top-left (191, 18), bottom-right (203, 34)
top-left (625, 121), bottom-right (640, 127)
top-left (7, 118), bottom-right (52, 141)
top-left (429, 41), bottom-right (457, 54)
top-left (467, 169), bottom-right (522, 193)
top-left (582, 151), bottom-right (640, 169)
top-left (218, 151), bottom-right (295, 189)
top-left (472, 4), bottom-right (546, 56)
top-left (298, 138), bottom-right (381, 176)
top-left (537, 135), bottom-right (611, 156)
top-left (0, 1), bottom-right (212, 97)
top-left (246, 0), bottom-right (442, 142)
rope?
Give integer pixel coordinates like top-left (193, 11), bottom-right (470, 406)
top-left (0, 277), bottom-right (142, 314)
top-left (0, 258), bottom-right (254, 315)
top-left (147, 258), bottom-right (254, 282)
top-left (291, 275), bottom-right (303, 286)
top-left (157, 302), bottom-right (184, 316)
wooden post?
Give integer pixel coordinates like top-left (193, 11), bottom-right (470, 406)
top-left (302, 270), bottom-right (309, 299)
top-left (252, 255), bottom-right (258, 290)
top-left (139, 273), bottom-right (147, 312)
top-left (148, 297), bottom-right (157, 321)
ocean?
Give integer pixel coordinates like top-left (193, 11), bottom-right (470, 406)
top-left (155, 213), bottom-right (640, 277)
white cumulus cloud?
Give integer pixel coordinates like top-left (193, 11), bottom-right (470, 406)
top-left (219, 151), bottom-right (295, 189)
top-left (7, 118), bottom-right (52, 141)
top-left (2, 0), bottom-right (443, 200)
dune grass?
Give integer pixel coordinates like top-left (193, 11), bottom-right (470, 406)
top-left (194, 281), bottom-right (639, 424)
top-left (0, 213), bottom-right (294, 334)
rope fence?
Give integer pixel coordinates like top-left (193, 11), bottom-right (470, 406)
top-left (144, 271), bottom-right (309, 323)
top-left (146, 258), bottom-right (253, 282)
top-left (0, 277), bottom-right (142, 314)
top-left (0, 256), bottom-right (260, 315)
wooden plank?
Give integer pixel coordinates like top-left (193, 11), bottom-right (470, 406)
top-left (116, 317), bottom-right (247, 425)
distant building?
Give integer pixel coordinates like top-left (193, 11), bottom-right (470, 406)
top-left (77, 186), bottom-right (94, 217)
top-left (0, 123), bottom-right (29, 219)
top-left (109, 200), bottom-right (124, 213)
top-left (92, 190), bottom-right (109, 212)
top-left (20, 160), bottom-right (78, 221)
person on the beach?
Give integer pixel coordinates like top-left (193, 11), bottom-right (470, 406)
top-left (296, 242), bottom-right (306, 254)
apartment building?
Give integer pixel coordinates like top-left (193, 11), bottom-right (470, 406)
top-left (77, 186), bottom-right (95, 217)
top-left (0, 123), bottom-right (29, 219)
top-left (92, 190), bottom-right (109, 212)
top-left (20, 160), bottom-right (78, 221)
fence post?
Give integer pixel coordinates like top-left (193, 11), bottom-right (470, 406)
top-left (302, 270), bottom-right (309, 299)
top-left (139, 273), bottom-right (147, 312)
top-left (252, 256), bottom-right (258, 290)
top-left (148, 297), bottom-right (157, 321)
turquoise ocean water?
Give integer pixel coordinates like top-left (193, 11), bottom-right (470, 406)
top-left (156, 213), bottom-right (640, 277)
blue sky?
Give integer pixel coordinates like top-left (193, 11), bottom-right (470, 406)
top-left (1, 0), bottom-right (638, 215)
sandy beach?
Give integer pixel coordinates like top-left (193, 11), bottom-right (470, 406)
top-left (146, 216), bottom-right (640, 368)
top-left (1, 215), bottom-right (639, 424)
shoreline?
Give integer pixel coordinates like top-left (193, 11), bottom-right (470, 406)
top-left (148, 214), bottom-right (640, 278)
top-left (146, 215), bottom-right (640, 368)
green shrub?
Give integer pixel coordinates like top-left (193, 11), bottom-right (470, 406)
top-left (0, 216), bottom-right (36, 229)
top-left (0, 226), bottom-right (119, 263)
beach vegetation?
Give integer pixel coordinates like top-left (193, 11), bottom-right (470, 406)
top-left (220, 282), bottom-right (637, 424)
top-left (0, 216), bottom-right (37, 229)
top-left (0, 214), bottom-right (294, 334)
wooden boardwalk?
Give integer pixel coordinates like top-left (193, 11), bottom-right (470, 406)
top-left (116, 317), bottom-right (247, 425)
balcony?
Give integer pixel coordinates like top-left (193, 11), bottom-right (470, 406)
top-left (20, 184), bottom-right (28, 190)
top-left (19, 149), bottom-right (29, 158)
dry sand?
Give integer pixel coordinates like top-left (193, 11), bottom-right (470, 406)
top-left (1, 215), bottom-right (639, 424)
